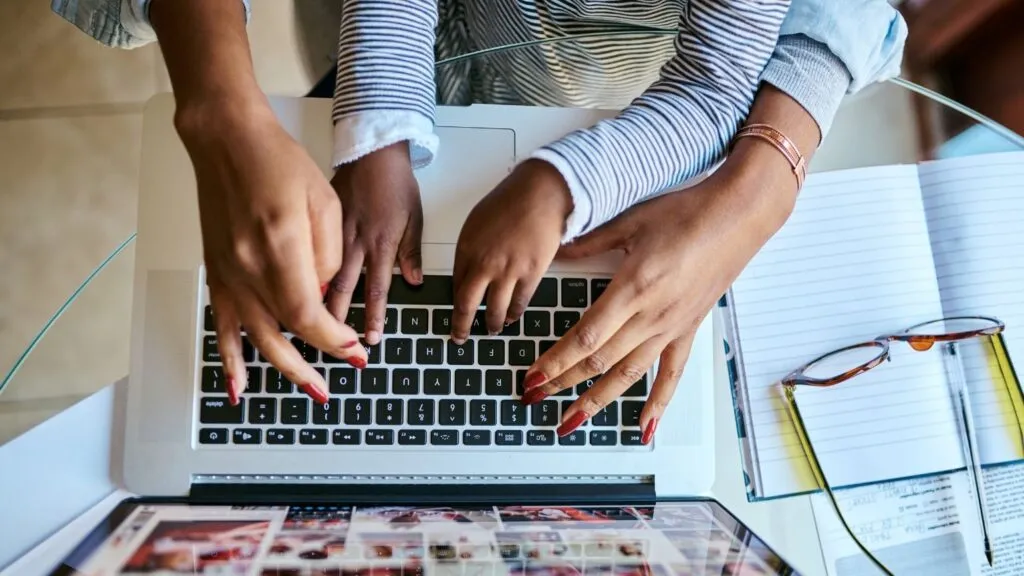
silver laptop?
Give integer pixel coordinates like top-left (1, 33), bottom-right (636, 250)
top-left (122, 94), bottom-right (716, 499)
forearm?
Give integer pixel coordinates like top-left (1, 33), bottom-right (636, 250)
top-left (150, 0), bottom-right (267, 137)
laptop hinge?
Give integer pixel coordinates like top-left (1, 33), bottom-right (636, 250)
top-left (188, 477), bottom-right (655, 506)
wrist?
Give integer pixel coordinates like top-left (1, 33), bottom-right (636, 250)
top-left (520, 159), bottom-right (574, 221)
top-left (174, 95), bottom-right (275, 154)
top-left (713, 142), bottom-right (799, 236)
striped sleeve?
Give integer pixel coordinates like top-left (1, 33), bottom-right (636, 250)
top-left (331, 0), bottom-right (440, 168)
top-left (530, 0), bottom-right (790, 241)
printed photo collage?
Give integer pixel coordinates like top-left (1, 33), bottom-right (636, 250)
top-left (70, 504), bottom-right (784, 576)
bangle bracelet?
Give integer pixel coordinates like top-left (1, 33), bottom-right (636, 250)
top-left (732, 123), bottom-right (807, 188)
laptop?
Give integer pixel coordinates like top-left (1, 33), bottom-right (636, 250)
top-left (46, 95), bottom-right (802, 575)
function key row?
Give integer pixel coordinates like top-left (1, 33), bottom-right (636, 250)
top-left (199, 427), bottom-right (642, 447)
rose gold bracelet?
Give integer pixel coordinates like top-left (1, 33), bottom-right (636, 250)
top-left (732, 123), bottom-right (807, 188)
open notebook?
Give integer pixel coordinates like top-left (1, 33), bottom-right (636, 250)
top-left (724, 151), bottom-right (1024, 501)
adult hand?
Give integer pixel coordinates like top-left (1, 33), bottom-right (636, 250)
top-left (520, 147), bottom-right (798, 443)
top-left (328, 142), bottom-right (423, 345)
top-left (181, 102), bottom-right (366, 407)
top-left (452, 160), bottom-right (573, 341)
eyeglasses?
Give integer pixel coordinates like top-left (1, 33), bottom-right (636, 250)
top-left (781, 316), bottom-right (1022, 575)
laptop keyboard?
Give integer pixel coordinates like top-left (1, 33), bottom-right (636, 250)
top-left (196, 274), bottom-right (649, 449)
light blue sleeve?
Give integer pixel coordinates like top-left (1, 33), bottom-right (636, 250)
top-left (760, 0), bottom-right (908, 138)
top-left (51, 0), bottom-right (251, 48)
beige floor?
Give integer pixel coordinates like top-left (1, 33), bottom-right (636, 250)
top-left (0, 1), bottom-right (921, 445)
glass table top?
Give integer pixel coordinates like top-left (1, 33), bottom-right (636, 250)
top-left (2, 32), bottom-right (1023, 445)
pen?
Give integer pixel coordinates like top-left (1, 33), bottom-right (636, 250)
top-left (944, 341), bottom-right (993, 567)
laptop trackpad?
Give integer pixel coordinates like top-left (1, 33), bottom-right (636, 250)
top-left (417, 126), bottom-right (517, 245)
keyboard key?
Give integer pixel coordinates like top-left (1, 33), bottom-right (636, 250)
top-left (366, 430), bottom-right (394, 445)
top-left (365, 343), bottom-right (382, 364)
top-left (233, 428), bottom-right (261, 444)
top-left (385, 338), bottom-right (413, 364)
top-left (384, 308), bottom-right (398, 334)
top-left (345, 307), bottom-right (365, 333)
top-left (267, 429), bottom-right (295, 445)
top-left (300, 429), bottom-right (329, 445)
top-left (501, 319), bottom-right (520, 337)
top-left (554, 384), bottom-right (573, 398)
top-left (591, 278), bottom-right (611, 303)
top-left (376, 399), bottom-right (403, 426)
top-left (408, 399), bottom-right (434, 426)
top-left (576, 377), bottom-right (599, 396)
top-left (486, 370), bottom-right (514, 396)
top-left (591, 403), bottom-right (618, 427)
top-left (392, 369), bottom-right (419, 394)
top-left (621, 431), bottom-right (644, 446)
top-left (559, 431), bottom-right (586, 446)
top-left (401, 309), bottom-right (429, 334)
top-left (399, 429), bottom-right (427, 445)
top-left (554, 312), bottom-right (581, 336)
top-left (345, 399), bottom-right (371, 425)
top-left (531, 401), bottom-right (559, 427)
top-left (431, 429), bottom-right (459, 446)
top-left (266, 369), bottom-right (293, 394)
top-left (291, 337), bottom-right (319, 363)
top-left (530, 278), bottom-right (558, 307)
top-left (471, 311), bottom-right (488, 336)
top-left (416, 339), bottom-right (444, 364)
top-left (540, 340), bottom-right (558, 355)
top-left (478, 340), bottom-right (505, 366)
top-left (622, 401), bottom-right (643, 427)
top-left (332, 429), bottom-right (360, 445)
top-left (313, 399), bottom-right (341, 425)
top-left (524, 311), bottom-right (550, 337)
top-left (624, 375), bottom-right (648, 397)
top-left (561, 278), bottom-right (588, 307)
top-left (282, 398), bottom-right (309, 425)
top-left (389, 275), bottom-right (454, 305)
top-left (447, 340), bottom-right (474, 365)
top-left (432, 309), bottom-right (453, 335)
top-left (200, 398), bottom-right (244, 424)
top-left (455, 369), bottom-right (483, 395)
top-left (527, 430), bottom-right (555, 446)
top-left (463, 430), bottom-right (491, 446)
top-left (329, 368), bottom-right (356, 395)
top-left (501, 401), bottom-right (527, 426)
top-left (439, 399), bottom-right (466, 426)
top-left (204, 305), bottom-right (215, 331)
top-left (515, 370), bottom-right (529, 396)
top-left (424, 370), bottom-right (451, 395)
top-left (245, 367), bottom-right (261, 393)
top-left (360, 369), bottom-right (388, 394)
top-left (241, 337), bottom-right (255, 362)
top-left (509, 341), bottom-right (536, 366)
top-left (201, 366), bottom-right (226, 393)
top-left (470, 400), bottom-right (496, 426)
top-left (202, 335), bottom-right (220, 362)
top-left (199, 428), bottom-right (228, 444)
top-left (590, 430), bottom-right (617, 446)
top-left (249, 397), bottom-right (276, 425)
top-left (495, 430), bottom-right (524, 446)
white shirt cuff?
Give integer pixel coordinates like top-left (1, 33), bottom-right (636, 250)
top-left (332, 110), bottom-right (439, 169)
top-left (528, 149), bottom-right (591, 243)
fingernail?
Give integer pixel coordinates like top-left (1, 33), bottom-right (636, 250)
top-left (642, 418), bottom-right (659, 445)
top-left (365, 330), bottom-right (381, 345)
top-left (557, 411), bottom-right (589, 437)
top-left (488, 330), bottom-right (499, 336)
top-left (347, 356), bottom-right (367, 369)
top-left (302, 383), bottom-right (329, 404)
top-left (524, 371), bottom-right (547, 391)
top-left (522, 387), bottom-right (549, 405)
top-left (320, 283), bottom-right (329, 298)
top-left (227, 377), bottom-right (239, 406)
top-left (341, 340), bottom-right (359, 349)
top-left (413, 270), bottom-right (424, 284)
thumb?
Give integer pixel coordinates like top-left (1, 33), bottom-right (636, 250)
top-left (557, 214), bottom-right (634, 260)
top-left (397, 210), bottom-right (424, 285)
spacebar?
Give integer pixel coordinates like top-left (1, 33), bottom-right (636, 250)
top-left (386, 274), bottom-right (454, 305)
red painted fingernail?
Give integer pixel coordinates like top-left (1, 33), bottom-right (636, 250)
top-left (341, 340), bottom-right (358, 349)
top-left (303, 383), bottom-right (329, 404)
top-left (320, 283), bottom-right (329, 298)
top-left (557, 411), bottom-right (589, 437)
top-left (227, 377), bottom-right (239, 406)
top-left (522, 387), bottom-right (549, 405)
top-left (642, 418), bottom-right (659, 445)
top-left (524, 371), bottom-right (547, 391)
top-left (347, 356), bottom-right (367, 369)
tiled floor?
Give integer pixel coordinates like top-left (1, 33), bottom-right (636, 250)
top-left (0, 2), bottom-right (921, 445)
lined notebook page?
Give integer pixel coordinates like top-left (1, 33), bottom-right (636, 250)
top-left (920, 151), bottom-right (1024, 465)
top-left (731, 166), bottom-right (961, 499)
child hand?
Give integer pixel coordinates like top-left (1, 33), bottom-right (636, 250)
top-left (452, 160), bottom-right (573, 341)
